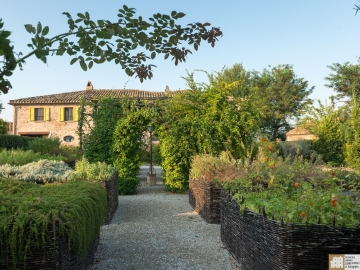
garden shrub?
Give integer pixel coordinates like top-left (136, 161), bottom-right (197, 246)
top-left (277, 140), bottom-right (316, 160)
top-left (190, 151), bottom-right (241, 182)
top-left (0, 134), bottom-right (35, 150)
top-left (0, 149), bottom-right (64, 166)
top-left (118, 176), bottom-right (140, 195)
top-left (73, 157), bottom-right (116, 181)
top-left (28, 137), bottom-right (61, 156)
top-left (0, 178), bottom-right (107, 268)
top-left (0, 159), bottom-right (74, 183)
top-left (311, 138), bottom-right (344, 165)
top-left (58, 145), bottom-right (82, 162)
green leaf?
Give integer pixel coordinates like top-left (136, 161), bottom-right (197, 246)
top-left (42, 26), bottom-right (49, 36)
top-left (77, 13), bottom-right (85, 19)
top-left (88, 61), bottom-right (94, 69)
top-left (171, 11), bottom-right (177, 18)
top-left (70, 58), bottom-right (78, 65)
top-left (80, 60), bottom-right (87, 71)
top-left (24, 24), bottom-right (35, 34)
top-left (62, 12), bottom-right (71, 19)
top-left (85, 12), bottom-right (90, 20)
top-left (97, 20), bottom-right (104, 27)
top-left (176, 12), bottom-right (186, 19)
top-left (151, 52), bottom-right (156, 59)
top-left (194, 43), bottom-right (198, 51)
top-left (36, 22), bottom-right (42, 34)
top-left (131, 43), bottom-right (138, 50)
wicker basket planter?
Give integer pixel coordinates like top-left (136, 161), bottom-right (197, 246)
top-left (101, 171), bottom-right (119, 224)
top-left (220, 189), bottom-right (360, 270)
top-left (0, 220), bottom-right (99, 270)
top-left (189, 178), bottom-right (222, 224)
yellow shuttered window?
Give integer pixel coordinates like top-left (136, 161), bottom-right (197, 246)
top-left (59, 107), bottom-right (64, 121)
top-left (73, 107), bottom-right (79, 121)
top-left (29, 108), bottom-right (35, 121)
top-left (44, 108), bottom-right (50, 121)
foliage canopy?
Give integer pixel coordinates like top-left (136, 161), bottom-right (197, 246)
top-left (0, 6), bottom-right (222, 94)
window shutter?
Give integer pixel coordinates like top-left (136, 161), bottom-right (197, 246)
top-left (73, 107), bottom-right (79, 121)
top-left (44, 108), bottom-right (50, 121)
top-left (59, 107), bottom-right (64, 121)
top-left (30, 108), bottom-right (34, 121)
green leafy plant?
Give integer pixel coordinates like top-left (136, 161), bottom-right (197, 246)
top-left (0, 149), bottom-right (66, 166)
top-left (1, 6), bottom-right (222, 95)
top-left (0, 159), bottom-right (74, 183)
top-left (28, 137), bottom-right (61, 156)
top-left (73, 157), bottom-right (116, 181)
top-left (118, 176), bottom-right (140, 195)
top-left (0, 178), bottom-right (107, 268)
top-left (81, 97), bottom-right (126, 164)
top-left (217, 140), bottom-right (360, 227)
top-left (0, 134), bottom-right (35, 150)
top-left (113, 108), bottom-right (152, 179)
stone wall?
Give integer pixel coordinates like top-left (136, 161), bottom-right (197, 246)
top-left (14, 104), bottom-right (81, 146)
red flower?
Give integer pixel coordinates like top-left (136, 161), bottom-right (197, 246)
top-left (265, 157), bottom-right (269, 162)
top-left (301, 212), bottom-right (306, 218)
top-left (331, 171), bottom-right (335, 177)
top-left (268, 145), bottom-right (273, 152)
top-left (294, 183), bottom-right (300, 188)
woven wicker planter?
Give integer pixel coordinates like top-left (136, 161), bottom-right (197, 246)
top-left (189, 178), bottom-right (221, 224)
top-left (0, 221), bottom-right (99, 270)
top-left (101, 171), bottom-right (119, 224)
top-left (220, 189), bottom-right (360, 270)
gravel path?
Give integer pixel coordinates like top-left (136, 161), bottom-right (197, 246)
top-left (90, 169), bottom-right (239, 270)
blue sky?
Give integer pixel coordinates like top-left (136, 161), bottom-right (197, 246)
top-left (1, 0), bottom-right (360, 121)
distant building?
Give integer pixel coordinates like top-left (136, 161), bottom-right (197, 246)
top-left (285, 128), bottom-right (317, 141)
top-left (8, 82), bottom-right (179, 146)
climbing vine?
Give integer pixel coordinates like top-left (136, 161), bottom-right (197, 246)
top-left (78, 96), bottom-right (131, 164)
top-left (113, 108), bottom-right (153, 194)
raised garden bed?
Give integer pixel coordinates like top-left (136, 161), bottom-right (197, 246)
top-left (189, 178), bottom-right (221, 224)
top-left (220, 189), bottom-right (360, 270)
top-left (102, 171), bottom-right (119, 224)
top-left (0, 220), bottom-right (99, 270)
top-left (0, 180), bottom-right (107, 270)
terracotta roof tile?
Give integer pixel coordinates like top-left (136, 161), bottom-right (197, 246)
top-left (8, 89), bottom-right (183, 105)
top-left (286, 128), bottom-right (313, 136)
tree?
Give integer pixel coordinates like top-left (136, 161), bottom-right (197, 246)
top-left (324, 60), bottom-right (360, 100)
top-left (0, 118), bottom-right (6, 134)
top-left (0, 91), bottom-right (3, 114)
top-left (157, 70), bottom-right (261, 192)
top-left (0, 6), bottom-right (222, 94)
top-left (251, 64), bottom-right (314, 141)
top-left (298, 97), bottom-right (347, 164)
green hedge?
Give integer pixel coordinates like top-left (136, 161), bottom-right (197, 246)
top-left (0, 134), bottom-right (35, 150)
top-left (118, 176), bottom-right (140, 195)
top-left (0, 178), bottom-right (107, 268)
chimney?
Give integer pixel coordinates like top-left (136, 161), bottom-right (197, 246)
top-left (86, 81), bottom-right (93, 90)
top-left (164, 85), bottom-right (170, 92)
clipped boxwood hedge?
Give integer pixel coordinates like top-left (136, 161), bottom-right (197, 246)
top-left (0, 178), bottom-right (108, 269)
top-left (0, 134), bottom-right (36, 150)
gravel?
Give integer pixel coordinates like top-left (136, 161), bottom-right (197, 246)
top-left (89, 169), bottom-right (240, 270)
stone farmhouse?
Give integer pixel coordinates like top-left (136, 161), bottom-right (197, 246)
top-left (285, 127), bottom-right (317, 141)
top-left (8, 82), bottom-right (177, 146)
